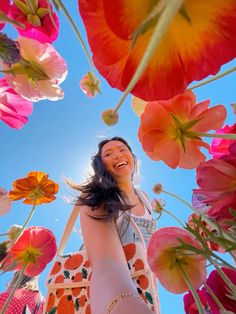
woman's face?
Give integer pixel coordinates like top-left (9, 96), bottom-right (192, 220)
top-left (100, 140), bottom-right (135, 180)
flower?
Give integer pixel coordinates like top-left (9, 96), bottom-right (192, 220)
top-left (205, 268), bottom-right (236, 313)
top-left (131, 96), bottom-right (148, 117)
top-left (10, 0), bottom-right (59, 43)
top-left (9, 171), bottom-right (59, 205)
top-left (193, 144), bottom-right (236, 226)
top-left (0, 186), bottom-right (11, 215)
top-left (153, 183), bottom-right (163, 195)
top-left (0, 0), bottom-right (10, 31)
top-left (0, 77), bottom-right (33, 129)
top-left (80, 71), bottom-right (101, 97)
top-left (9, 226), bottom-right (57, 276)
top-left (231, 103), bottom-right (236, 114)
top-left (78, 0), bottom-right (236, 101)
top-left (147, 227), bottom-right (206, 294)
top-left (187, 213), bottom-right (223, 253)
top-left (102, 109), bottom-right (119, 126)
top-left (209, 123), bottom-right (236, 159)
top-left (0, 32), bottom-right (21, 64)
top-left (183, 289), bottom-right (211, 314)
top-left (2, 36), bottom-right (68, 101)
top-left (138, 91), bottom-right (226, 169)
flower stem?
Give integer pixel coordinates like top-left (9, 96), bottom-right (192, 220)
top-left (195, 132), bottom-right (236, 140)
top-left (210, 258), bottom-right (236, 297)
top-left (0, 262), bottom-right (27, 314)
top-left (162, 208), bottom-right (185, 227)
top-left (0, 11), bottom-right (25, 29)
top-left (178, 263), bottom-right (205, 314)
top-left (189, 66), bottom-right (236, 90)
top-left (112, 0), bottom-right (184, 115)
top-left (203, 282), bottom-right (226, 311)
top-left (161, 189), bottom-right (234, 243)
top-left (10, 202), bottom-right (36, 247)
top-left (0, 233), bottom-right (10, 237)
top-left (54, 0), bottom-right (96, 75)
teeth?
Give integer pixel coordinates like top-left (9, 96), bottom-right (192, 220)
top-left (115, 162), bottom-right (127, 168)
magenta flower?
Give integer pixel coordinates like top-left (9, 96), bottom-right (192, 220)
top-left (147, 227), bottom-right (206, 294)
top-left (9, 226), bottom-right (57, 276)
top-left (0, 0), bottom-right (10, 31)
top-left (209, 123), bottom-right (236, 159)
top-left (2, 37), bottom-right (67, 101)
top-left (193, 143), bottom-right (236, 227)
top-left (0, 78), bottom-right (33, 129)
top-left (10, 0), bottom-right (59, 43)
top-left (183, 289), bottom-right (211, 314)
top-left (0, 187), bottom-right (11, 215)
top-left (205, 268), bottom-right (236, 313)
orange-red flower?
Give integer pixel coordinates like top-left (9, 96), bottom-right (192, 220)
top-left (78, 0), bottom-right (236, 101)
top-left (9, 171), bottom-right (59, 205)
top-left (138, 91), bottom-right (226, 169)
top-left (147, 227), bottom-right (206, 294)
top-left (9, 226), bottom-right (57, 276)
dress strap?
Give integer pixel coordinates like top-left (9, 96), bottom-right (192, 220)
top-left (134, 188), bottom-right (152, 215)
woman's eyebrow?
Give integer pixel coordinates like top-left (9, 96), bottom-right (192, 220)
top-left (102, 145), bottom-right (126, 154)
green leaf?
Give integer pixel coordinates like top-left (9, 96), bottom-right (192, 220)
top-left (145, 291), bottom-right (153, 304)
top-left (82, 267), bottom-right (88, 279)
top-left (48, 306), bottom-right (57, 314)
top-left (64, 270), bottom-right (70, 279)
top-left (75, 298), bottom-right (80, 311)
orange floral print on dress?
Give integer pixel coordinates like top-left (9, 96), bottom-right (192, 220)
top-left (57, 295), bottom-right (74, 314)
top-left (123, 243), bottom-right (136, 260)
top-left (64, 253), bottom-right (83, 270)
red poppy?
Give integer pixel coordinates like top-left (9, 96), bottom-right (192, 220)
top-left (78, 0), bottom-right (236, 101)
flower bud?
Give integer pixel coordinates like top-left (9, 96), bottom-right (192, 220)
top-left (7, 224), bottom-right (22, 240)
top-left (151, 198), bottom-right (165, 213)
top-left (80, 71), bottom-right (101, 97)
top-left (153, 183), bottom-right (163, 195)
top-left (102, 109), bottom-right (119, 126)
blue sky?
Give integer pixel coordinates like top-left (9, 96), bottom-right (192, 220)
top-left (1, 2), bottom-right (236, 313)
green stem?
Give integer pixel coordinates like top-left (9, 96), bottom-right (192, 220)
top-left (189, 66), bottom-right (236, 90)
top-left (203, 282), bottom-right (226, 311)
top-left (0, 262), bottom-right (27, 314)
top-left (178, 263), bottom-right (205, 314)
top-left (0, 233), bottom-right (10, 237)
top-left (210, 258), bottom-right (236, 297)
top-left (54, 0), bottom-right (96, 75)
top-left (162, 208), bottom-right (185, 227)
top-left (0, 11), bottom-right (25, 29)
top-left (112, 0), bottom-right (184, 115)
top-left (162, 189), bottom-right (234, 243)
top-left (195, 132), bottom-right (236, 140)
top-left (10, 203), bottom-right (36, 248)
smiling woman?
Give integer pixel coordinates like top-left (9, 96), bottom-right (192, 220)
top-left (46, 137), bottom-right (160, 314)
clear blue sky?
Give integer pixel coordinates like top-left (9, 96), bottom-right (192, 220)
top-left (1, 2), bottom-right (236, 313)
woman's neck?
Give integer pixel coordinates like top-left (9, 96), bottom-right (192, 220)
top-left (117, 178), bottom-right (134, 195)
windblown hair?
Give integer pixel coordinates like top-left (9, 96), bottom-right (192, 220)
top-left (72, 137), bottom-right (137, 221)
top-left (8, 271), bottom-right (39, 291)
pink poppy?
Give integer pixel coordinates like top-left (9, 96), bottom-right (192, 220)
top-left (80, 72), bottom-right (101, 97)
top-left (0, 0), bottom-right (10, 31)
top-left (205, 268), bottom-right (236, 313)
top-left (0, 187), bottom-right (11, 215)
top-left (10, 0), bottom-right (59, 43)
top-left (183, 289), bottom-right (211, 314)
top-left (209, 123), bottom-right (236, 159)
top-left (0, 78), bottom-right (33, 129)
top-left (193, 144), bottom-right (236, 226)
top-left (2, 37), bottom-right (67, 101)
top-left (9, 226), bottom-right (57, 276)
top-left (138, 90), bottom-right (226, 169)
top-left (147, 227), bottom-right (206, 294)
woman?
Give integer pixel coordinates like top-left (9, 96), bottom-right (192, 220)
top-left (75, 137), bottom-right (160, 314)
top-left (0, 271), bottom-right (44, 313)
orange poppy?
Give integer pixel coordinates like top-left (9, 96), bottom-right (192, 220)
top-left (138, 91), bottom-right (226, 169)
top-left (78, 0), bottom-right (236, 101)
top-left (9, 171), bottom-right (59, 205)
